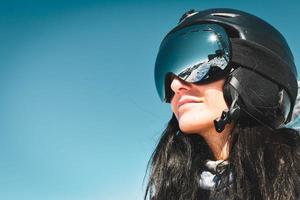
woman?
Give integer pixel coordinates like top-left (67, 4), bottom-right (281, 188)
top-left (145, 8), bottom-right (300, 200)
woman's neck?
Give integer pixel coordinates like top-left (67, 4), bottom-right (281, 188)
top-left (200, 123), bottom-right (234, 160)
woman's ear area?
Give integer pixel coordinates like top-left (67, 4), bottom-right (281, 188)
top-left (222, 76), bottom-right (233, 108)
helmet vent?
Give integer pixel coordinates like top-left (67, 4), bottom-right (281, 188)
top-left (179, 9), bottom-right (198, 23)
top-left (211, 13), bottom-right (239, 18)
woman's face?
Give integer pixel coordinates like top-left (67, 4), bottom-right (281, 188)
top-left (170, 77), bottom-right (229, 134)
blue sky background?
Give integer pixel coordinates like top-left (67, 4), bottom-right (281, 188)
top-left (0, 1), bottom-right (299, 200)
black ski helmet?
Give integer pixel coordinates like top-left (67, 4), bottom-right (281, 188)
top-left (156, 8), bottom-right (298, 130)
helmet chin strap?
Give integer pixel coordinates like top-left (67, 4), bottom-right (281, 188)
top-left (214, 91), bottom-right (240, 133)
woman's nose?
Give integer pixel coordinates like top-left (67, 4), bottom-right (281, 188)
top-left (170, 77), bottom-right (191, 95)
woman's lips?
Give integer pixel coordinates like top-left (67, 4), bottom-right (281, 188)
top-left (177, 99), bottom-right (203, 108)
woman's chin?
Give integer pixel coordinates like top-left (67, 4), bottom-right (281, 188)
top-left (178, 121), bottom-right (212, 135)
top-left (176, 112), bottom-right (216, 134)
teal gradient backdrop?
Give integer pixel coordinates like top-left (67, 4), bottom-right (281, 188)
top-left (0, 1), bottom-right (299, 199)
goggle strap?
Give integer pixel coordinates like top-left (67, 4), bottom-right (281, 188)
top-left (230, 38), bottom-right (297, 121)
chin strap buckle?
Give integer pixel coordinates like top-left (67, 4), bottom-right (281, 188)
top-left (214, 110), bottom-right (231, 133)
top-left (214, 98), bottom-right (240, 133)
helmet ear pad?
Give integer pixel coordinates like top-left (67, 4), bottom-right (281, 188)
top-left (223, 67), bottom-right (288, 128)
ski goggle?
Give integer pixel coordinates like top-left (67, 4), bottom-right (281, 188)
top-left (154, 24), bottom-right (232, 102)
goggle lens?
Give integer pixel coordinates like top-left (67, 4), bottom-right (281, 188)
top-left (154, 24), bottom-right (231, 102)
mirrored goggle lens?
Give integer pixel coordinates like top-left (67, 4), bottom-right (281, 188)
top-left (154, 24), bottom-right (231, 102)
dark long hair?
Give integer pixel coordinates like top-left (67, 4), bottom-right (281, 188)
top-left (144, 115), bottom-right (300, 200)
